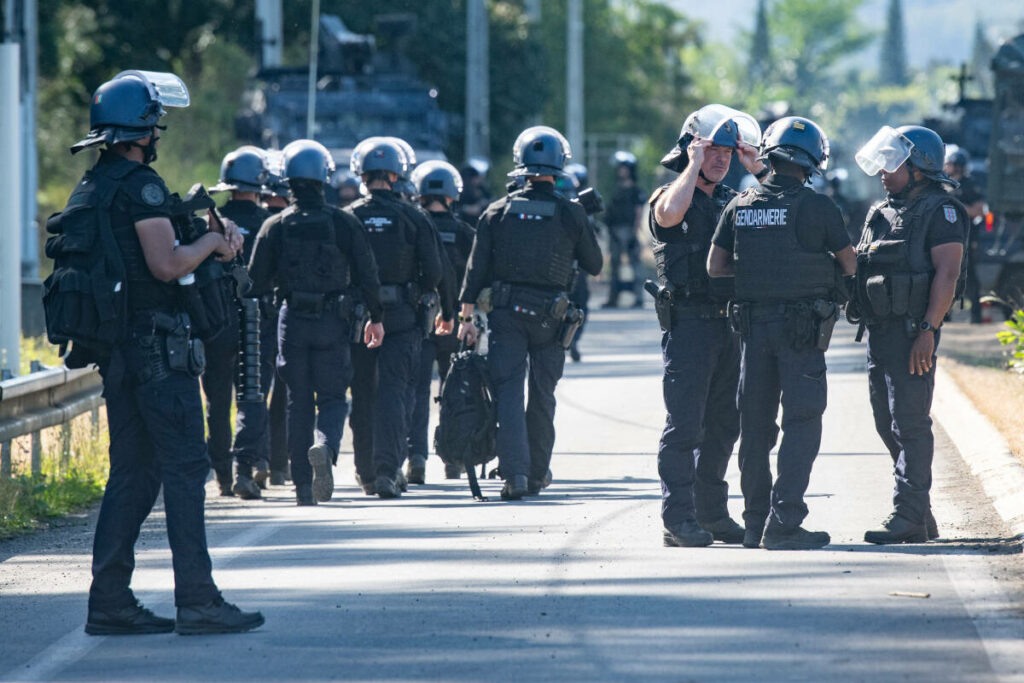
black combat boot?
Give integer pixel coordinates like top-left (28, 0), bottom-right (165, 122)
top-left (406, 455), bottom-right (427, 485)
top-left (743, 522), bottom-right (766, 549)
top-left (526, 469), bottom-right (553, 495)
top-left (926, 508), bottom-right (939, 540)
top-left (85, 600), bottom-right (175, 636)
top-left (307, 444), bottom-right (334, 503)
top-left (295, 484), bottom-right (316, 506)
top-left (444, 463), bottom-right (463, 479)
top-left (663, 520), bottom-right (714, 547)
top-left (253, 459), bottom-right (270, 490)
top-left (269, 470), bottom-right (287, 486)
top-left (375, 475), bottom-right (401, 499)
top-left (761, 521), bottom-right (830, 550)
top-left (864, 513), bottom-right (928, 544)
top-left (232, 471), bottom-right (261, 500)
top-left (216, 471), bottom-right (234, 497)
top-left (500, 475), bottom-right (529, 501)
top-left (175, 597), bottom-right (264, 635)
top-left (699, 516), bottom-right (745, 544)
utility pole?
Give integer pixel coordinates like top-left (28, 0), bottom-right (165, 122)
top-left (1, 5), bottom-right (23, 377)
top-left (255, 0), bottom-right (283, 70)
top-left (566, 0), bottom-right (584, 160)
top-left (20, 0), bottom-right (36, 284)
top-left (305, 0), bottom-right (320, 139)
top-left (464, 0), bottom-right (489, 161)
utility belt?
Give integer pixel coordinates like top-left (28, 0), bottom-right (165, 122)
top-left (130, 310), bottom-right (206, 382)
top-left (644, 279), bottom-right (728, 332)
top-left (729, 299), bottom-right (838, 351)
top-left (284, 290), bottom-right (356, 322)
top-left (379, 283), bottom-right (420, 306)
top-left (491, 282), bottom-right (571, 323)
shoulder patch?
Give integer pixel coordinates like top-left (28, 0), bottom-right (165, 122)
top-left (140, 183), bottom-right (166, 206)
top-left (943, 205), bottom-right (957, 224)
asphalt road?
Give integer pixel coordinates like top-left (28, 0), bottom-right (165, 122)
top-left (1, 307), bottom-right (1022, 682)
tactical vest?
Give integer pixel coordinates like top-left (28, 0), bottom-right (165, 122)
top-left (220, 199), bottom-right (270, 263)
top-left (277, 205), bottom-right (350, 296)
top-left (432, 212), bottom-right (471, 283)
top-left (491, 192), bottom-right (576, 289)
top-left (856, 190), bottom-right (966, 320)
top-left (349, 195), bottom-right (417, 285)
top-left (733, 185), bottom-right (836, 303)
top-left (652, 185), bottom-right (735, 301)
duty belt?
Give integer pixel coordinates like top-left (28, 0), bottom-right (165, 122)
top-left (379, 283), bottom-right (418, 306)
top-left (671, 300), bottom-right (729, 320)
top-left (491, 282), bottom-right (570, 321)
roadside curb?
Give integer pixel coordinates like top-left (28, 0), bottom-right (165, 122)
top-left (933, 366), bottom-right (1024, 540)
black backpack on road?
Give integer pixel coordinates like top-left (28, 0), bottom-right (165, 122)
top-left (434, 345), bottom-right (496, 500)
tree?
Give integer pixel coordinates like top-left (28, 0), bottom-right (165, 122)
top-left (748, 0), bottom-right (772, 86)
top-left (879, 0), bottom-right (908, 86)
top-left (970, 19), bottom-right (995, 97)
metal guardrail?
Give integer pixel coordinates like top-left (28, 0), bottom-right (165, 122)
top-left (0, 365), bottom-right (104, 477)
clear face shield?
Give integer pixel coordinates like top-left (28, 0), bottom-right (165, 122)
top-left (855, 126), bottom-right (912, 176)
top-left (662, 104), bottom-right (761, 172)
top-left (113, 70), bottom-right (190, 108)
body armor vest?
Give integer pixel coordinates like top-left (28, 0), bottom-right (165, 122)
top-left (733, 185), bottom-right (836, 303)
top-left (277, 205), bottom-right (350, 296)
top-left (349, 195), bottom-right (417, 285)
top-left (653, 185), bottom-right (735, 301)
top-left (492, 193), bottom-right (576, 290)
top-left (432, 212), bottom-right (471, 283)
top-left (855, 190), bottom-right (964, 320)
top-left (220, 199), bottom-right (270, 263)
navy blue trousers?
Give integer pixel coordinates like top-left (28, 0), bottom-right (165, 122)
top-left (487, 308), bottom-right (565, 480)
top-left (276, 304), bottom-right (352, 489)
top-left (372, 328), bottom-right (422, 479)
top-left (737, 317), bottom-right (827, 530)
top-left (866, 319), bottom-right (940, 523)
top-left (199, 308), bottom-right (239, 480)
top-left (91, 335), bottom-right (219, 610)
top-left (408, 333), bottom-right (460, 461)
top-left (658, 316), bottom-right (740, 527)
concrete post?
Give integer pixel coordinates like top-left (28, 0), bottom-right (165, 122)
top-left (464, 0), bottom-right (490, 161)
top-left (305, 0), bottom-right (320, 138)
top-left (255, 0), bottom-right (283, 69)
top-left (0, 43), bottom-right (23, 377)
top-left (566, 0), bottom-right (584, 161)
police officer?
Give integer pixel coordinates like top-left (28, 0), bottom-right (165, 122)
top-left (649, 105), bottom-right (765, 547)
top-left (458, 126), bottom-right (603, 500)
top-left (331, 169), bottom-right (363, 208)
top-left (209, 146), bottom-right (272, 499)
top-left (852, 125), bottom-right (967, 543)
top-left (603, 151), bottom-right (646, 309)
top-left (258, 152), bottom-right (291, 485)
top-left (457, 157), bottom-right (492, 225)
top-left (708, 116), bottom-right (856, 550)
top-left (347, 137), bottom-right (443, 498)
top-left (247, 140), bottom-right (384, 505)
top-left (66, 71), bottom-right (261, 634)
top-left (943, 145), bottom-right (986, 323)
top-left (561, 163), bottom-right (595, 363)
top-left (407, 160), bottom-right (475, 481)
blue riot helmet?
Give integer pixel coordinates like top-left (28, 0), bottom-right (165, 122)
top-left (384, 137), bottom-right (417, 177)
top-left (554, 172), bottom-right (580, 198)
top-left (282, 139), bottom-right (335, 183)
top-left (411, 160), bottom-right (464, 202)
top-left (899, 125), bottom-right (957, 185)
top-left (211, 146), bottom-right (268, 193)
top-left (509, 126), bottom-right (571, 177)
top-left (944, 144), bottom-right (969, 170)
top-left (261, 150), bottom-right (289, 199)
top-left (661, 104), bottom-right (761, 173)
top-left (463, 157), bottom-right (490, 178)
top-left (350, 137), bottom-right (408, 179)
top-left (71, 70), bottom-right (190, 157)
top-left (760, 116), bottom-right (829, 175)
top-left (564, 162), bottom-right (590, 189)
top-left (855, 125), bottom-right (957, 187)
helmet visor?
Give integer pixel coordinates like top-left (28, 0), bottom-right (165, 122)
top-left (855, 126), bottom-right (912, 176)
top-left (684, 104), bottom-right (761, 146)
top-left (264, 150), bottom-right (285, 177)
top-left (114, 70), bottom-right (190, 108)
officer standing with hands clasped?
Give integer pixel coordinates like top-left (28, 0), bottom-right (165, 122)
top-left (708, 116), bottom-right (856, 550)
top-left (649, 104), bottom-right (764, 547)
top-left (247, 140), bottom-right (384, 505)
top-left (50, 70), bottom-right (262, 634)
top-left (458, 126), bottom-right (603, 500)
top-left (347, 137), bottom-right (443, 499)
top-left (851, 125), bottom-right (967, 543)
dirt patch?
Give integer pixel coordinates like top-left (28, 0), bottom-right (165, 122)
top-left (942, 358), bottom-right (1024, 471)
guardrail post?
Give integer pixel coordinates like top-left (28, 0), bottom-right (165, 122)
top-left (1, 439), bottom-right (10, 477)
top-left (31, 429), bottom-right (41, 477)
top-left (60, 422), bottom-right (71, 474)
top-left (91, 406), bottom-right (100, 438)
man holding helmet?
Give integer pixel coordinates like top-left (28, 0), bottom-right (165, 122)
top-left (59, 71), bottom-right (261, 634)
top-left (247, 139), bottom-right (384, 506)
top-left (708, 116), bottom-right (856, 550)
top-left (458, 126), bottom-right (603, 500)
top-left (649, 104), bottom-right (765, 547)
top-left (852, 125), bottom-right (967, 544)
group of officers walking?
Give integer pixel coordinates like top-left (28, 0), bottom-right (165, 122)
top-left (50, 69), bottom-right (965, 637)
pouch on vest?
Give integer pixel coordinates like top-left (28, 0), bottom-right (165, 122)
top-left (865, 275), bottom-right (891, 317)
top-left (909, 273), bottom-right (931, 319)
top-left (863, 240), bottom-right (908, 266)
top-left (889, 273), bottom-right (911, 316)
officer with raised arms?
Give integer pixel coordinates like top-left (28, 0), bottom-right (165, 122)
top-left (458, 126), bottom-right (603, 500)
top-left (708, 116), bottom-right (856, 550)
top-left (56, 70), bottom-right (261, 634)
top-left (852, 125), bottom-right (967, 543)
top-left (247, 140), bottom-right (384, 505)
top-left (346, 137), bottom-right (443, 499)
top-left (649, 104), bottom-right (765, 547)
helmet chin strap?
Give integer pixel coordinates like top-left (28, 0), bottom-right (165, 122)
top-left (130, 138), bottom-right (158, 164)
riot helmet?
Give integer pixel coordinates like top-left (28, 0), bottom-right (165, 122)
top-left (944, 144), bottom-right (970, 172)
top-left (261, 150), bottom-right (290, 199)
top-left (72, 70), bottom-right (190, 158)
top-left (282, 139), bottom-right (335, 183)
top-left (411, 160), bottom-right (464, 202)
top-left (463, 157), bottom-right (490, 178)
top-left (211, 146), bottom-right (268, 193)
top-left (759, 116), bottom-right (829, 175)
top-left (564, 162), bottom-right (590, 189)
top-left (350, 137), bottom-right (408, 178)
top-left (385, 137), bottom-right (417, 177)
top-left (661, 104), bottom-right (761, 173)
top-left (509, 126), bottom-right (571, 177)
top-left (855, 124), bottom-right (956, 187)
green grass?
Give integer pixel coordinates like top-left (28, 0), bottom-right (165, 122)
top-left (0, 412), bottom-right (109, 539)
top-left (19, 334), bottom-right (63, 375)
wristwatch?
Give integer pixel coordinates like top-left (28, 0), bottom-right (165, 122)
top-left (919, 319), bottom-right (935, 333)
top-left (458, 314), bottom-right (474, 323)
top-left (754, 166), bottom-right (770, 180)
